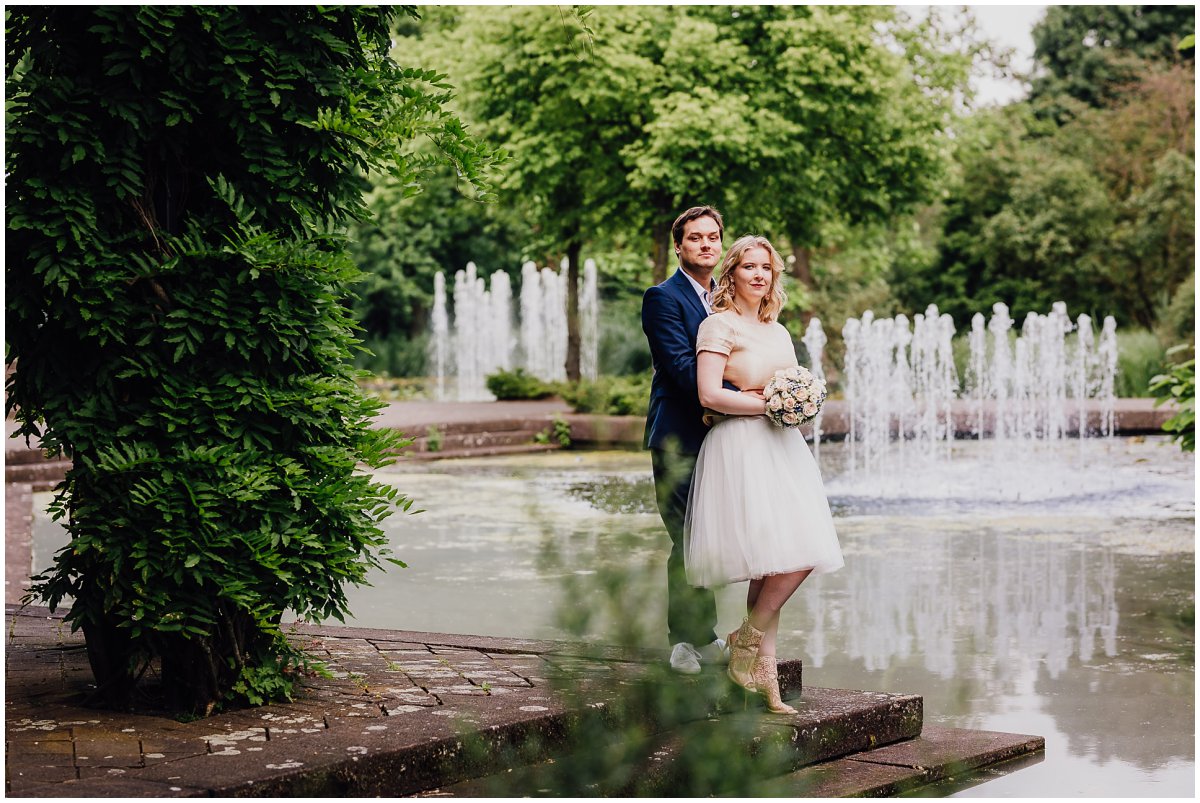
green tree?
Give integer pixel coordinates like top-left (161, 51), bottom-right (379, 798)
top-left (1060, 63), bottom-right (1195, 329)
top-left (402, 6), bottom-right (973, 377)
top-left (684, 6), bottom-right (971, 293)
top-left (898, 56), bottom-right (1194, 331)
top-left (6, 6), bottom-right (491, 712)
top-left (979, 151), bottom-right (1116, 316)
top-left (349, 162), bottom-right (530, 376)
top-left (1030, 4), bottom-right (1194, 118)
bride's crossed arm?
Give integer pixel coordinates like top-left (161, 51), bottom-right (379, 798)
top-left (697, 350), bottom-right (768, 416)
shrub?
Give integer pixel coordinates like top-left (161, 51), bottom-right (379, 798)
top-left (486, 368), bottom-right (555, 400)
top-left (1159, 274), bottom-right (1195, 346)
top-left (1149, 345), bottom-right (1195, 452)
top-left (532, 417), bottom-right (571, 447)
top-left (356, 332), bottom-right (430, 378)
top-left (561, 374), bottom-right (652, 417)
top-left (1116, 329), bottom-right (1167, 397)
top-left (598, 295), bottom-right (653, 376)
top-left (426, 426), bottom-right (444, 453)
top-left (6, 7), bottom-right (492, 713)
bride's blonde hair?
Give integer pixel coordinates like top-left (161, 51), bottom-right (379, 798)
top-left (711, 235), bottom-right (787, 322)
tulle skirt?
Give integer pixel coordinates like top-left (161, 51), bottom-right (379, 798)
top-left (684, 415), bottom-right (844, 588)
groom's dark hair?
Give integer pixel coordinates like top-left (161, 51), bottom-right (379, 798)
top-left (671, 205), bottom-right (724, 246)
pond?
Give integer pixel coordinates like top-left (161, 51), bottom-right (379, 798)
top-left (29, 435), bottom-right (1194, 796)
top-left (356, 436), bottom-right (1194, 797)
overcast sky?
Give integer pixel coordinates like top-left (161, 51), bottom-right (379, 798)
top-left (903, 4), bottom-right (1049, 106)
top-left (967, 5), bottom-right (1049, 105)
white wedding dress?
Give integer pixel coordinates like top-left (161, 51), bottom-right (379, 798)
top-left (684, 312), bottom-right (844, 588)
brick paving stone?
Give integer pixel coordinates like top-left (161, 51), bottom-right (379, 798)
top-left (72, 735), bottom-right (144, 767)
top-left (4, 605), bottom-right (1042, 797)
top-left (42, 775), bottom-right (210, 797)
top-left (6, 764), bottom-right (80, 786)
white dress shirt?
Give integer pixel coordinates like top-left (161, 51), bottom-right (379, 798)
top-left (680, 268), bottom-right (714, 314)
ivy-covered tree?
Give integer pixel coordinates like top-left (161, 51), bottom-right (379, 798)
top-left (6, 6), bottom-right (492, 713)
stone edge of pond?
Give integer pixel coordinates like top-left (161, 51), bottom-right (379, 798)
top-left (5, 606), bottom-right (1043, 798)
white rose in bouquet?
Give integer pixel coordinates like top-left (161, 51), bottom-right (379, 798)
top-left (763, 365), bottom-right (827, 429)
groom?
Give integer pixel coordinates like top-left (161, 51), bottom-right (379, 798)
top-left (642, 205), bottom-right (727, 673)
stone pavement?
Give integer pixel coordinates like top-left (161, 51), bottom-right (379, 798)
top-left (5, 606), bottom-right (1044, 797)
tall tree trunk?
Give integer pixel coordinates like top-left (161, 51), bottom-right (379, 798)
top-left (651, 195), bottom-right (674, 285)
top-left (652, 217), bottom-right (671, 285)
top-left (80, 614), bottom-right (140, 708)
top-left (790, 242), bottom-right (816, 327)
top-left (565, 238), bottom-right (582, 382)
top-left (160, 603), bottom-right (260, 714)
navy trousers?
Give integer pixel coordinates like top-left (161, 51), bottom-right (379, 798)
top-left (651, 448), bottom-right (719, 647)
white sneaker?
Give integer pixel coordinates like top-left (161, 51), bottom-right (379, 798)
top-left (669, 642), bottom-right (702, 674)
top-left (697, 638), bottom-right (728, 666)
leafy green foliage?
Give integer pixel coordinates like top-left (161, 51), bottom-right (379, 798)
top-left (561, 375), bottom-right (652, 417)
top-left (1149, 346), bottom-right (1196, 451)
top-left (439, 6), bottom-right (969, 266)
top-left (1160, 273), bottom-right (1195, 344)
top-left (895, 59), bottom-right (1194, 333)
top-left (378, 5), bottom-right (974, 383)
top-left (6, 6), bottom-right (490, 713)
top-left (533, 416), bottom-right (572, 448)
top-left (348, 162), bottom-right (529, 366)
top-left (1031, 5), bottom-right (1194, 116)
top-left (485, 369), bottom-right (556, 401)
top-left (552, 416), bottom-right (573, 448)
top-left (1116, 330), bottom-right (1168, 397)
top-left (425, 426), bottom-right (443, 454)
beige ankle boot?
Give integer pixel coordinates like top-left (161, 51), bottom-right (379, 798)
top-left (727, 618), bottom-right (765, 691)
top-left (752, 655), bottom-right (797, 714)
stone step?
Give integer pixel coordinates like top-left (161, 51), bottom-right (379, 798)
top-left (750, 724), bottom-right (1045, 796)
top-left (3, 609), bottom-right (1043, 798)
top-left (5, 460), bottom-right (70, 488)
top-left (412, 684), bottom-right (923, 797)
top-left (400, 442), bottom-right (563, 461)
top-left (4, 444), bottom-right (65, 465)
top-left (407, 428), bottom-right (556, 453)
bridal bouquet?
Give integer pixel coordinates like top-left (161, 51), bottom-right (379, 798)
top-left (763, 366), bottom-right (826, 429)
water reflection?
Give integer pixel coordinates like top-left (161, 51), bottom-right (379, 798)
top-left (821, 520), bottom-right (1121, 679)
top-left (361, 436), bottom-right (1193, 796)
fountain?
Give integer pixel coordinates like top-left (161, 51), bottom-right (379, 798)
top-left (431, 259), bottom-right (599, 400)
top-left (431, 272), bottom-right (449, 400)
top-left (839, 302), bottom-right (1119, 476)
top-left (801, 318), bottom-right (828, 462)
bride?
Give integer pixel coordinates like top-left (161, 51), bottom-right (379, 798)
top-left (684, 234), bottom-right (844, 713)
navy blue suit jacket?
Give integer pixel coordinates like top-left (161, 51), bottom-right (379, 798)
top-left (642, 268), bottom-right (720, 455)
